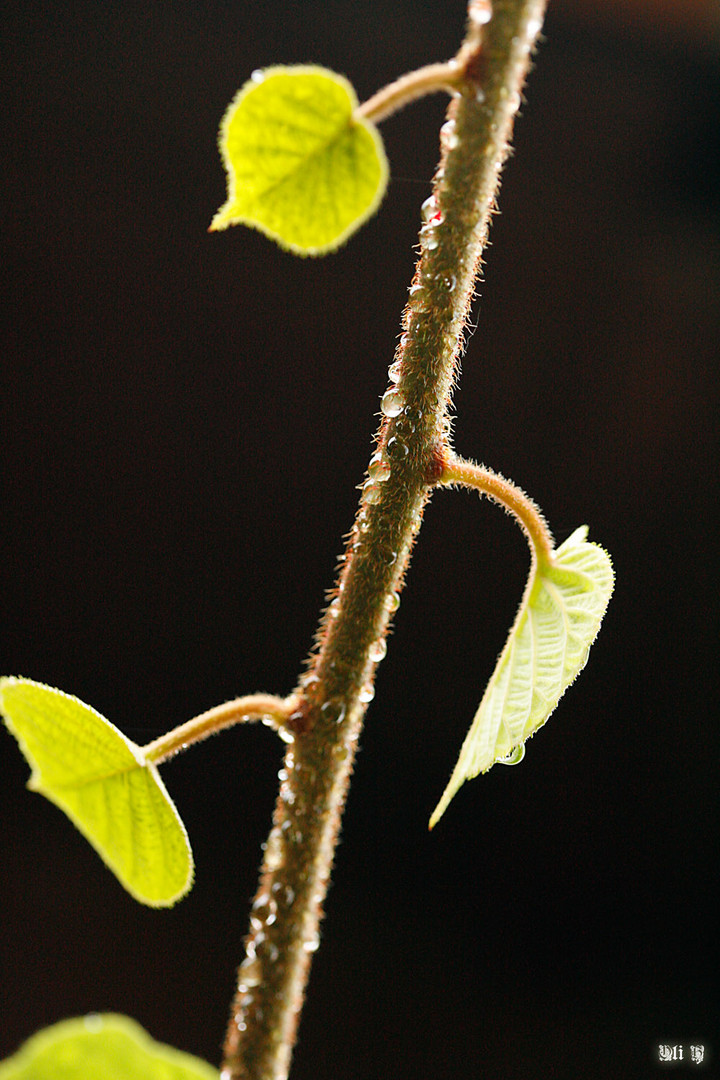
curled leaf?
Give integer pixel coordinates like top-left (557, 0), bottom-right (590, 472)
top-left (0, 678), bottom-right (193, 907)
top-left (430, 527), bottom-right (614, 828)
top-left (210, 66), bottom-right (388, 255)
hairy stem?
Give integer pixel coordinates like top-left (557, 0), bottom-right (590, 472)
top-left (439, 452), bottom-right (554, 563)
top-left (142, 694), bottom-right (298, 766)
top-left (222, 2), bottom-right (547, 1077)
top-left (356, 61), bottom-right (462, 124)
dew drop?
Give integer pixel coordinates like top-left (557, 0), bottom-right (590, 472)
top-left (527, 15), bottom-right (543, 39)
top-left (421, 194), bottom-right (438, 220)
top-left (388, 359), bottom-right (402, 383)
top-left (440, 119), bottom-right (458, 150)
top-left (368, 454), bottom-right (391, 482)
top-left (368, 638), bottom-right (387, 663)
top-left (403, 404), bottom-right (423, 429)
top-left (421, 228), bottom-right (439, 251)
top-left (252, 892), bottom-right (277, 917)
top-left (250, 69), bottom-right (266, 83)
top-left (499, 744), bottom-right (526, 766)
top-left (470, 0), bottom-right (492, 24)
top-left (364, 480), bottom-right (383, 505)
top-left (334, 742), bottom-right (350, 764)
top-left (385, 590), bottom-right (401, 613)
top-left (418, 198), bottom-right (442, 230)
top-left (320, 698), bottom-right (346, 725)
top-left (381, 387), bottom-right (405, 417)
top-left (508, 90), bottom-right (521, 112)
top-left (408, 282), bottom-right (423, 297)
top-left (440, 273), bottom-right (457, 292)
top-left (263, 832), bottom-right (285, 873)
top-left (386, 436), bottom-right (409, 461)
top-left (359, 682), bottom-right (375, 704)
top-left (301, 672), bottom-right (321, 694)
top-left (303, 931), bottom-right (320, 953)
top-left (327, 597), bottom-right (341, 618)
top-left (238, 956), bottom-right (263, 989)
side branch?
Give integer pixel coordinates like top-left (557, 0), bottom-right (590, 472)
top-left (142, 694), bottom-right (297, 766)
top-left (356, 62), bottom-right (462, 124)
top-left (439, 452), bottom-right (554, 563)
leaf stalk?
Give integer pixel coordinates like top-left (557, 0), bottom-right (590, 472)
top-left (142, 695), bottom-right (298, 766)
top-left (439, 452), bottom-right (555, 564)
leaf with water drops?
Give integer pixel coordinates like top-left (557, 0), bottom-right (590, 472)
top-left (210, 66), bottom-right (388, 255)
top-left (0, 678), bottom-right (193, 907)
top-left (429, 527), bottom-right (614, 828)
top-left (0, 1014), bottom-right (218, 1080)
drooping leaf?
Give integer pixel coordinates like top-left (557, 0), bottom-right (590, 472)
top-left (430, 527), bottom-right (614, 828)
top-left (0, 1014), bottom-right (218, 1080)
top-left (210, 65), bottom-right (388, 255)
top-left (0, 678), bottom-right (192, 906)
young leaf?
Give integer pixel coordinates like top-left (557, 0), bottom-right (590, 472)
top-left (0, 1013), bottom-right (218, 1080)
top-left (210, 66), bottom-right (388, 255)
top-left (430, 527), bottom-right (614, 828)
top-left (0, 678), bottom-right (193, 907)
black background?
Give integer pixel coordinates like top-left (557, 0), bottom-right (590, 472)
top-left (2, 2), bottom-right (718, 1077)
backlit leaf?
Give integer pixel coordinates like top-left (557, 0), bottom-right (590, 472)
top-left (210, 66), bottom-right (388, 255)
top-left (0, 678), bottom-right (192, 906)
top-left (0, 1014), bottom-right (218, 1080)
top-left (430, 527), bottom-right (614, 828)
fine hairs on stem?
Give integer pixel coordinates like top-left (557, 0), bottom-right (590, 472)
top-left (0, 0), bottom-right (619, 1074)
top-left (220, 2), bottom-right (548, 1078)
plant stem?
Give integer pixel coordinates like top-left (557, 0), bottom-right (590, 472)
top-left (142, 694), bottom-right (298, 766)
top-left (356, 61), bottom-right (462, 124)
top-left (221, 2), bottom-right (547, 1077)
top-left (439, 452), bottom-right (554, 564)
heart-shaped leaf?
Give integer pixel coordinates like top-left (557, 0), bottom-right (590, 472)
top-left (210, 66), bottom-right (388, 255)
top-left (0, 1014), bottom-right (218, 1080)
top-left (0, 678), bottom-right (193, 906)
top-left (430, 527), bottom-right (614, 827)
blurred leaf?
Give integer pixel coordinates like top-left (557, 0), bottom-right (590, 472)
top-left (0, 678), bottom-right (192, 907)
top-left (210, 66), bottom-right (388, 254)
top-left (430, 527), bottom-right (614, 827)
top-left (0, 1014), bottom-right (217, 1080)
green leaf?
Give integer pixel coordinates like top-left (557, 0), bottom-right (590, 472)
top-left (430, 527), bottom-right (614, 828)
top-left (0, 678), bottom-right (193, 907)
top-left (210, 65), bottom-right (388, 255)
top-left (0, 1014), bottom-right (218, 1080)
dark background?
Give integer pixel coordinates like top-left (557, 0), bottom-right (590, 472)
top-left (2, 1), bottom-right (718, 1076)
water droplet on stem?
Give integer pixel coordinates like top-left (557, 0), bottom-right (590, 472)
top-left (368, 638), bottom-right (387, 663)
top-left (368, 454), bottom-right (391, 482)
top-left (381, 388), bottom-right (405, 417)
